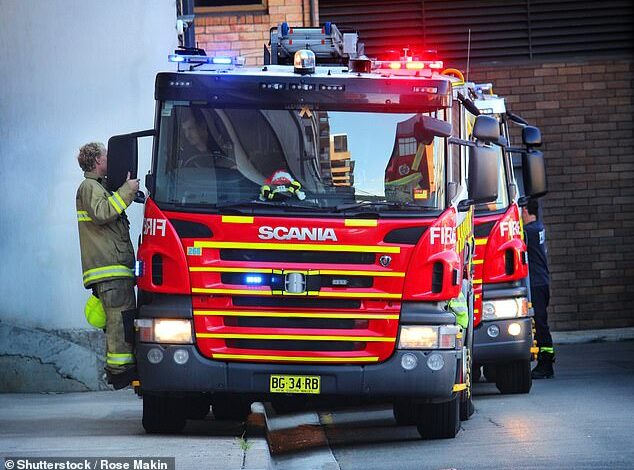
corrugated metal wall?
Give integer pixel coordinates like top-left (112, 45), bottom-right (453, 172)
top-left (320, 0), bottom-right (633, 64)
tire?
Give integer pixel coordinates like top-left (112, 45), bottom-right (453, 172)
top-left (393, 399), bottom-right (416, 426)
top-left (459, 347), bottom-right (474, 421)
top-left (142, 394), bottom-right (187, 434)
top-left (415, 396), bottom-right (460, 440)
top-left (483, 364), bottom-right (497, 383)
top-left (212, 393), bottom-right (252, 421)
top-left (472, 365), bottom-right (482, 383)
top-left (495, 359), bottom-right (532, 394)
top-left (187, 396), bottom-right (211, 420)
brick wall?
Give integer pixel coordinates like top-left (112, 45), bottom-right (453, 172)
top-left (471, 58), bottom-right (634, 331)
top-left (194, 0), bottom-right (315, 66)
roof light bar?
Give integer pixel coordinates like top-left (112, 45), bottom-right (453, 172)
top-left (168, 54), bottom-right (243, 66)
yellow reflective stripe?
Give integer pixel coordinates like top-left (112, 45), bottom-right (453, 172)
top-left (199, 333), bottom-right (395, 342)
top-left (108, 194), bottom-right (125, 214)
top-left (77, 211), bottom-right (92, 222)
top-left (106, 353), bottom-right (135, 365)
top-left (384, 172), bottom-right (422, 187)
top-left (314, 269), bottom-right (405, 277)
top-left (192, 288), bottom-right (272, 296)
top-left (222, 215), bottom-right (254, 224)
top-left (472, 259), bottom-right (484, 265)
top-left (212, 353), bottom-right (379, 363)
top-left (193, 240), bottom-right (400, 254)
top-left (193, 310), bottom-right (399, 320)
top-left (473, 279), bottom-right (483, 285)
top-left (475, 238), bottom-right (488, 246)
top-left (344, 219), bottom-right (378, 227)
top-left (113, 192), bottom-right (127, 210)
top-left (190, 267), bottom-right (272, 273)
top-left (191, 287), bottom-right (401, 299)
top-left (317, 291), bottom-right (402, 299)
top-left (453, 383), bottom-right (467, 392)
top-left (83, 265), bottom-right (134, 284)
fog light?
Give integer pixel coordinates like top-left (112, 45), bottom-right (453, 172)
top-left (487, 325), bottom-right (500, 338)
top-left (173, 348), bottom-right (189, 365)
top-left (401, 353), bottom-right (418, 370)
top-left (508, 322), bottom-right (521, 336)
top-left (427, 353), bottom-right (444, 371)
top-left (147, 347), bottom-right (163, 364)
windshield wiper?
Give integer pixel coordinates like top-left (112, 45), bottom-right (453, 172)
top-left (215, 200), bottom-right (329, 212)
top-left (334, 201), bottom-right (424, 212)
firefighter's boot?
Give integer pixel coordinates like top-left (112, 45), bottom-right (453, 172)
top-left (106, 366), bottom-right (138, 390)
top-left (531, 351), bottom-right (555, 379)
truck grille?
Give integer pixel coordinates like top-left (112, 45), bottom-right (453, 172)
top-left (189, 234), bottom-right (406, 364)
top-left (220, 249), bottom-right (376, 264)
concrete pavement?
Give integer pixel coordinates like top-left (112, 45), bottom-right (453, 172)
top-left (1, 327), bottom-right (632, 470)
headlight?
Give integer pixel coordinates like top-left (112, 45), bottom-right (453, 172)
top-left (482, 298), bottom-right (528, 320)
top-left (398, 325), bottom-right (461, 349)
top-left (135, 318), bottom-right (193, 344)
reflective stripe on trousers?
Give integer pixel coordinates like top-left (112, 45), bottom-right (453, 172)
top-left (83, 265), bottom-right (134, 285)
top-left (106, 352), bottom-right (135, 366)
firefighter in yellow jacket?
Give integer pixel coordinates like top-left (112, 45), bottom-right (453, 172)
top-left (76, 142), bottom-right (139, 389)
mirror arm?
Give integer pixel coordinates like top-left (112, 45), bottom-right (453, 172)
top-left (448, 136), bottom-right (474, 147)
top-left (518, 196), bottom-right (530, 207)
top-left (457, 199), bottom-right (474, 212)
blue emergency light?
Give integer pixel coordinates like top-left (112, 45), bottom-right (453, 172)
top-left (245, 275), bottom-right (264, 285)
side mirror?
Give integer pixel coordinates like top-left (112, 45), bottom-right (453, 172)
top-left (414, 115), bottom-right (452, 144)
top-left (522, 149), bottom-right (547, 198)
top-left (472, 115), bottom-right (500, 143)
top-left (522, 126), bottom-right (542, 148)
top-left (467, 144), bottom-right (499, 204)
top-left (106, 129), bottom-right (154, 193)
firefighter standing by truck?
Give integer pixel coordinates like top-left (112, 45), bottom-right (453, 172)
top-left (75, 142), bottom-right (139, 389)
top-left (522, 198), bottom-right (554, 379)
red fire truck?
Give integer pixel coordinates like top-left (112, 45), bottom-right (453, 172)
top-left (455, 83), bottom-right (547, 393)
top-left (107, 24), bottom-right (502, 439)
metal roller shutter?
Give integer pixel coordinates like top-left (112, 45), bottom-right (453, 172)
top-left (320, 0), bottom-right (634, 63)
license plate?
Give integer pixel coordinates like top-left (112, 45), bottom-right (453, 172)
top-left (270, 375), bottom-right (321, 394)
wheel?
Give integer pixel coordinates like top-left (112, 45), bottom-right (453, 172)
top-left (472, 364), bottom-right (482, 383)
top-left (142, 394), bottom-right (187, 434)
top-left (459, 346), bottom-right (474, 421)
top-left (415, 396), bottom-right (460, 439)
top-left (212, 393), bottom-right (252, 421)
top-left (393, 399), bottom-right (416, 426)
top-left (186, 396), bottom-right (211, 420)
top-left (483, 364), bottom-right (497, 383)
top-left (495, 359), bottom-right (532, 394)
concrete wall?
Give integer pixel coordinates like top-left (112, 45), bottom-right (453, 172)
top-left (0, 0), bottom-right (177, 391)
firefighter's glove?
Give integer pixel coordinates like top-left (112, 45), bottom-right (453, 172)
top-left (448, 292), bottom-right (469, 329)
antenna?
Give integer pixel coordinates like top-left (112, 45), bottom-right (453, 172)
top-left (466, 29), bottom-right (471, 83)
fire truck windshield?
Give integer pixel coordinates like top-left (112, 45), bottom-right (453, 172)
top-left (154, 102), bottom-right (448, 214)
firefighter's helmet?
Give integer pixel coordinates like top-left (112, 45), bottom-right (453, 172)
top-left (85, 295), bottom-right (106, 329)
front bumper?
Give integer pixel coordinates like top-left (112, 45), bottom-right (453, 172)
top-left (473, 317), bottom-right (532, 364)
top-left (136, 343), bottom-right (459, 400)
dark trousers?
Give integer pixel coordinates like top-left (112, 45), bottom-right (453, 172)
top-left (531, 284), bottom-right (553, 349)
